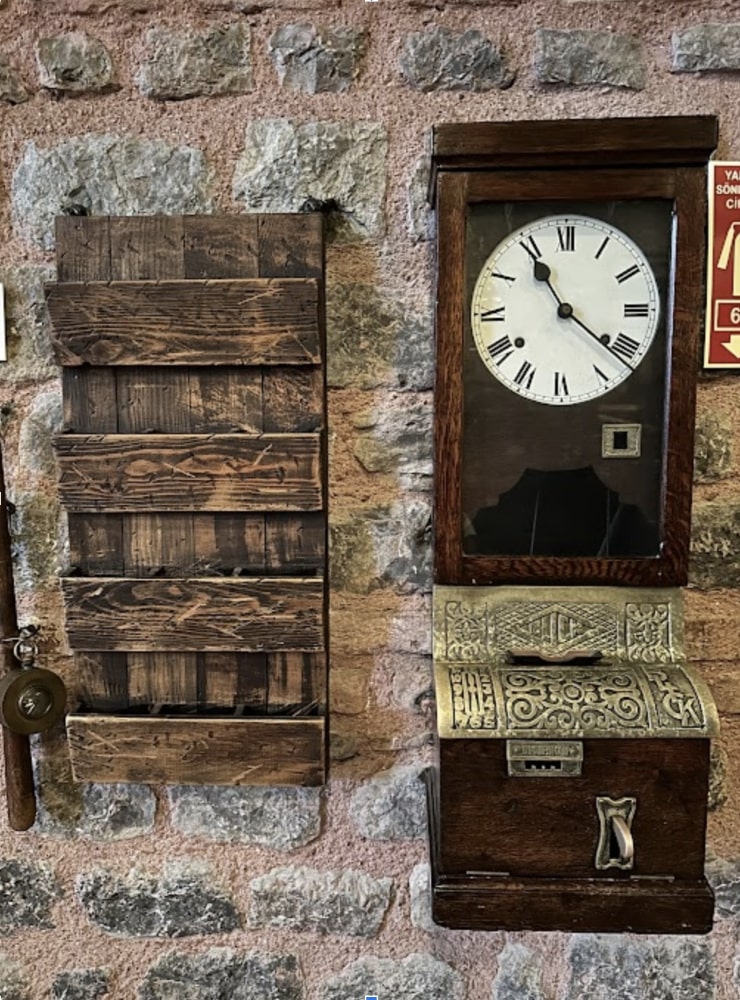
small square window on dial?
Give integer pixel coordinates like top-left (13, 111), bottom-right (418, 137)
top-left (602, 423), bottom-right (642, 458)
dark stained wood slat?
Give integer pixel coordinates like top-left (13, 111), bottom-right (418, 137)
top-left (55, 216), bottom-right (112, 282)
top-left (67, 714), bottom-right (326, 786)
top-left (109, 216), bottom-right (192, 709)
top-left (127, 652), bottom-right (198, 705)
top-left (258, 215), bottom-right (323, 278)
top-left (268, 652), bottom-right (324, 713)
top-left (61, 577), bottom-right (325, 651)
top-left (62, 369), bottom-right (118, 433)
top-left (263, 367), bottom-right (323, 432)
top-left (47, 279), bottom-right (321, 367)
top-left (68, 514), bottom-right (124, 576)
top-left (74, 652), bottom-right (129, 710)
top-left (265, 513), bottom-right (324, 573)
top-left (55, 434), bottom-right (322, 512)
top-left (192, 513), bottom-right (267, 575)
top-left (183, 215), bottom-right (260, 278)
top-left (189, 369), bottom-right (263, 433)
top-left (198, 652), bottom-right (268, 710)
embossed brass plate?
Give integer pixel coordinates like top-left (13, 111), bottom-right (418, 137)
top-left (506, 739), bottom-right (583, 777)
top-left (434, 585), bottom-right (718, 740)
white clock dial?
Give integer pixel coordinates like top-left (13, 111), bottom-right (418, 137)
top-left (470, 214), bottom-right (660, 406)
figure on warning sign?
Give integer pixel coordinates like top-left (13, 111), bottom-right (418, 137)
top-left (718, 220), bottom-right (740, 296)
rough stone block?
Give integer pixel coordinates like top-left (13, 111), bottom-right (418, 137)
top-left (138, 23), bottom-right (252, 99)
top-left (407, 154), bottom-right (433, 243)
top-left (249, 866), bottom-right (392, 936)
top-left (12, 135), bottom-right (214, 250)
top-left (350, 764), bottom-right (427, 839)
top-left (18, 387), bottom-right (62, 478)
top-left (400, 26), bottom-right (513, 91)
top-left (34, 739), bottom-right (156, 840)
top-left (390, 654), bottom-right (433, 713)
top-left (168, 784), bottom-right (321, 849)
top-left (673, 24), bottom-right (740, 72)
top-left (0, 957), bottom-right (28, 1000)
top-left (709, 740), bottom-right (728, 811)
top-left (0, 265), bottom-right (57, 385)
top-left (75, 862), bottom-right (239, 937)
top-left (330, 500), bottom-right (432, 594)
top-left (707, 857), bottom-right (740, 917)
top-left (389, 596), bottom-right (432, 655)
top-left (535, 29), bottom-right (646, 89)
top-left (694, 412), bottom-right (733, 481)
top-left (51, 969), bottom-right (109, 1000)
top-left (0, 53), bottom-right (31, 103)
top-left (37, 32), bottom-right (117, 93)
top-left (493, 943), bottom-right (546, 1000)
top-left (269, 23), bottom-right (365, 93)
top-left (564, 934), bottom-right (714, 1000)
top-left (409, 862), bottom-right (435, 931)
top-left (11, 489), bottom-right (64, 593)
top-left (139, 950), bottom-right (303, 1000)
top-left (233, 119), bottom-right (387, 238)
top-left (352, 394), bottom-right (433, 491)
top-left (0, 859), bottom-right (62, 932)
top-left (319, 954), bottom-right (464, 1000)
top-left (331, 662), bottom-right (370, 715)
top-left (690, 501), bottom-right (740, 588)
top-left (327, 283), bottom-right (433, 391)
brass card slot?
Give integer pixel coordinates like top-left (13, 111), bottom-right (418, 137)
top-left (506, 739), bottom-right (583, 777)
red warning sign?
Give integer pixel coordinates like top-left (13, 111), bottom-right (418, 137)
top-left (705, 161), bottom-right (740, 367)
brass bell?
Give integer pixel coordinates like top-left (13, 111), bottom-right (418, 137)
top-left (0, 667), bottom-right (66, 735)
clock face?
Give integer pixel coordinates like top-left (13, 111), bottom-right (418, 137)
top-left (470, 215), bottom-right (660, 406)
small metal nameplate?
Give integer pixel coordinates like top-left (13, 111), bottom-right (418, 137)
top-left (506, 739), bottom-right (583, 777)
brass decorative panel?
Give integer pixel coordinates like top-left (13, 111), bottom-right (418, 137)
top-left (434, 585), bottom-right (680, 664)
top-left (433, 586), bottom-right (717, 740)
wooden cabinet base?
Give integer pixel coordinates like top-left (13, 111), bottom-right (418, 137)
top-left (426, 771), bottom-right (714, 934)
top-left (67, 713), bottom-right (325, 786)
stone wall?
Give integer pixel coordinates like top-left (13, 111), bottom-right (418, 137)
top-left (1, 0), bottom-right (740, 997)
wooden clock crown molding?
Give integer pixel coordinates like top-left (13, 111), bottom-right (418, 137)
top-left (429, 116), bottom-right (719, 197)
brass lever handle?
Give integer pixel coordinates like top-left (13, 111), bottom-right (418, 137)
top-left (611, 815), bottom-right (634, 864)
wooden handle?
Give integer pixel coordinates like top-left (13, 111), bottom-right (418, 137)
top-left (0, 445), bottom-right (36, 830)
top-left (3, 729), bottom-right (35, 830)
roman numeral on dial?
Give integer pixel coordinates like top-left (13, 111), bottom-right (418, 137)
top-left (479, 306), bottom-right (506, 322)
top-left (624, 303), bottom-right (649, 317)
top-left (513, 360), bottom-right (536, 389)
top-left (593, 365), bottom-right (609, 383)
top-left (557, 226), bottom-right (575, 252)
top-left (615, 264), bottom-right (640, 284)
top-left (554, 372), bottom-right (569, 397)
top-left (519, 235), bottom-right (542, 260)
top-left (612, 333), bottom-right (640, 362)
top-left (487, 335), bottom-right (514, 365)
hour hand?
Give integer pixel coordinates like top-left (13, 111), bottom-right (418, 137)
top-left (533, 258), bottom-right (567, 311)
top-left (533, 259), bottom-right (551, 283)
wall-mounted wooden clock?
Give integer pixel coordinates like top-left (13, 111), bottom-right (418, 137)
top-left (427, 117), bottom-right (719, 934)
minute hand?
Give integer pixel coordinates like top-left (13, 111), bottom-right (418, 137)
top-left (569, 313), bottom-right (636, 373)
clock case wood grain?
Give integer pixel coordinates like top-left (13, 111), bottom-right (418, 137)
top-left (432, 116), bottom-right (718, 587)
top-left (428, 117), bottom-right (718, 934)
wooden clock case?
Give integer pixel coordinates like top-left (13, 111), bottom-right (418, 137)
top-left (427, 117), bottom-right (719, 934)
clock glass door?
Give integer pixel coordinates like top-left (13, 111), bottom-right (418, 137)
top-left (461, 199), bottom-right (674, 560)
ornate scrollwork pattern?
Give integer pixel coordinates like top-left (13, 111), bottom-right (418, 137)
top-left (444, 600), bottom-right (492, 660)
top-left (625, 602), bottom-right (672, 662)
top-left (501, 667), bottom-right (647, 733)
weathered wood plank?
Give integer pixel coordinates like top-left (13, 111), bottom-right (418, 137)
top-left (265, 513), bottom-right (325, 573)
top-left (62, 368), bottom-right (118, 433)
top-left (67, 514), bottom-right (124, 575)
top-left (47, 279), bottom-right (320, 366)
top-left (198, 652), bottom-right (268, 710)
top-left (117, 368), bottom-right (192, 433)
top-left (55, 216), bottom-right (111, 282)
top-left (55, 434), bottom-right (322, 512)
top-left (61, 577), bottom-right (325, 651)
top-left (268, 652), bottom-right (324, 713)
top-left (128, 652), bottom-right (199, 705)
top-left (67, 714), bottom-right (326, 785)
top-left (258, 215), bottom-right (323, 278)
top-left (122, 513), bottom-right (196, 576)
top-left (109, 216), bottom-right (185, 281)
top-left (74, 652), bottom-right (129, 710)
top-left (189, 369), bottom-right (263, 433)
top-left (263, 367), bottom-right (323, 432)
top-left (183, 215), bottom-right (259, 278)
top-left (192, 513), bottom-right (266, 575)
